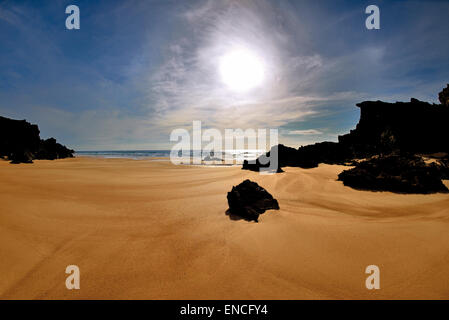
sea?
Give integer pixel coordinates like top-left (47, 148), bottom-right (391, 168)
top-left (75, 150), bottom-right (171, 159)
top-left (75, 150), bottom-right (264, 165)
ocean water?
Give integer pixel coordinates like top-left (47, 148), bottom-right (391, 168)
top-left (75, 150), bottom-right (171, 159)
top-left (75, 149), bottom-right (265, 164)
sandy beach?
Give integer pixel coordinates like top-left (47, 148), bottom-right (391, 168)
top-left (0, 157), bottom-right (448, 299)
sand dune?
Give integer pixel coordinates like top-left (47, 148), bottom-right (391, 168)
top-left (0, 157), bottom-right (448, 299)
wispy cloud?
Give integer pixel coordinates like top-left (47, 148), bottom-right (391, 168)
top-left (146, 0), bottom-right (329, 132)
top-left (0, 0), bottom-right (448, 149)
top-left (288, 129), bottom-right (323, 135)
top-left (0, 3), bottom-right (24, 26)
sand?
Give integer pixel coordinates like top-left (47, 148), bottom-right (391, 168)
top-left (0, 157), bottom-right (448, 299)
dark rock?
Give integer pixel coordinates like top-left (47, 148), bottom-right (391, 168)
top-left (10, 150), bottom-right (34, 164)
top-left (243, 144), bottom-right (300, 172)
top-left (435, 156), bottom-right (449, 179)
top-left (243, 142), bottom-right (352, 172)
top-left (0, 116), bottom-right (41, 162)
top-left (227, 179), bottom-right (280, 222)
top-left (243, 86), bottom-right (449, 173)
top-left (439, 83), bottom-right (449, 107)
top-left (0, 115), bottom-right (74, 163)
top-left (340, 98), bottom-right (449, 156)
top-left (36, 137), bottom-right (74, 160)
top-left (338, 154), bottom-right (448, 194)
top-left (296, 141), bottom-right (351, 166)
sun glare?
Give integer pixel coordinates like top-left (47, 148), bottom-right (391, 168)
top-left (219, 49), bottom-right (265, 92)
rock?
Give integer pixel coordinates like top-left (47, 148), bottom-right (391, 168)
top-left (341, 98), bottom-right (449, 156)
top-left (0, 115), bottom-right (74, 163)
top-left (0, 116), bottom-right (41, 162)
top-left (36, 138), bottom-right (74, 160)
top-left (227, 179), bottom-right (279, 222)
top-left (243, 142), bottom-right (352, 172)
top-left (436, 157), bottom-right (449, 179)
top-left (243, 85), bottom-right (449, 173)
top-left (439, 84), bottom-right (449, 107)
top-left (10, 150), bottom-right (34, 164)
top-left (337, 154), bottom-right (448, 194)
top-left (243, 144), bottom-right (299, 172)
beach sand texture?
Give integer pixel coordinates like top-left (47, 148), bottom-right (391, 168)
top-left (1, 157), bottom-right (449, 299)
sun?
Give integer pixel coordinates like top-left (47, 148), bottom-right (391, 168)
top-left (219, 49), bottom-right (265, 92)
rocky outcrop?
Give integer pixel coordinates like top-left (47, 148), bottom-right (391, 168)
top-left (36, 138), bottom-right (74, 160)
top-left (243, 142), bottom-right (351, 172)
top-left (337, 154), bottom-right (448, 194)
top-left (434, 156), bottom-right (449, 180)
top-left (339, 97), bottom-right (449, 157)
top-left (243, 85), bottom-right (449, 173)
top-left (0, 116), bottom-right (41, 163)
top-left (227, 179), bottom-right (279, 222)
top-left (439, 84), bottom-right (449, 107)
top-left (0, 116), bottom-right (74, 163)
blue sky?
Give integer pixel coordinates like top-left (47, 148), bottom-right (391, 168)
top-left (0, 0), bottom-right (448, 150)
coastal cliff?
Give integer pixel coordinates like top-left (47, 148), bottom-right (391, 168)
top-left (0, 116), bottom-right (74, 163)
top-left (243, 85), bottom-right (449, 193)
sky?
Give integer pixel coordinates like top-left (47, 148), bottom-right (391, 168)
top-left (0, 0), bottom-right (448, 151)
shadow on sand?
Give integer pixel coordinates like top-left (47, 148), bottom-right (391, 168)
top-left (225, 209), bottom-right (257, 222)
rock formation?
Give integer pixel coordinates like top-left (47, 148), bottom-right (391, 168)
top-left (227, 179), bottom-right (279, 222)
top-left (244, 93), bottom-right (449, 172)
top-left (338, 154), bottom-right (448, 194)
top-left (242, 84), bottom-right (449, 193)
top-left (36, 137), bottom-right (74, 160)
top-left (0, 116), bottom-right (74, 163)
top-left (339, 97), bottom-right (449, 157)
top-left (439, 84), bottom-right (449, 107)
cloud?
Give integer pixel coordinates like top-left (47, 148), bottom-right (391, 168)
top-left (145, 0), bottom-right (329, 134)
top-left (1, 0), bottom-right (448, 150)
top-left (0, 3), bottom-right (24, 26)
top-left (288, 129), bottom-right (323, 135)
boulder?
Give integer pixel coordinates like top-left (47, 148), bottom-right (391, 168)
top-left (227, 179), bottom-right (279, 222)
top-left (338, 154), bottom-right (448, 194)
